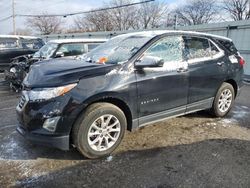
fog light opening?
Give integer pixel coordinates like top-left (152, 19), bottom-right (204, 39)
top-left (43, 117), bottom-right (60, 132)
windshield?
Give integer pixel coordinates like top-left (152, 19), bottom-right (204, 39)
top-left (83, 35), bottom-right (153, 64)
top-left (34, 42), bottom-right (58, 59)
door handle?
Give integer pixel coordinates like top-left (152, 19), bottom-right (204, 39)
top-left (217, 62), bottom-right (225, 66)
top-left (177, 67), bottom-right (188, 73)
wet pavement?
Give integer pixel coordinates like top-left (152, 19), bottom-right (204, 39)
top-left (0, 80), bottom-right (250, 187)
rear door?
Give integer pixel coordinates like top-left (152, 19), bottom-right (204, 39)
top-left (135, 35), bottom-right (189, 125)
top-left (183, 36), bottom-right (228, 112)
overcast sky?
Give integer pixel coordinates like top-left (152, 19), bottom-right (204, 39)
top-left (0, 0), bottom-right (180, 35)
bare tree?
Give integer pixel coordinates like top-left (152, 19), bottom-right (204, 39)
top-left (106, 0), bottom-right (138, 31)
top-left (26, 14), bottom-right (65, 35)
top-left (74, 10), bottom-right (115, 32)
top-left (174, 0), bottom-right (218, 25)
top-left (221, 0), bottom-right (250, 20)
top-left (73, 0), bottom-right (170, 31)
top-left (136, 0), bottom-right (169, 29)
top-left (74, 0), bottom-right (137, 31)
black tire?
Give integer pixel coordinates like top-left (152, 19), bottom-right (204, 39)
top-left (72, 102), bottom-right (126, 159)
top-left (211, 82), bottom-right (235, 117)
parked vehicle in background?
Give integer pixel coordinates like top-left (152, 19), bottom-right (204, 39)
top-left (4, 38), bottom-right (107, 91)
top-left (0, 35), bottom-right (44, 72)
top-left (16, 31), bottom-right (244, 159)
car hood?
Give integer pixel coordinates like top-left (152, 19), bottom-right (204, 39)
top-left (23, 58), bottom-right (118, 88)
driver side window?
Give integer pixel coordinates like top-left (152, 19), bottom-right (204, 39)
top-left (144, 36), bottom-right (183, 63)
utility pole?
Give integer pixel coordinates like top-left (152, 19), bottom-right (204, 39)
top-left (12, 0), bottom-right (16, 35)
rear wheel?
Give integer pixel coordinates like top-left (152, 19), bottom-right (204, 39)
top-left (72, 103), bottom-right (126, 159)
top-left (211, 83), bottom-right (235, 117)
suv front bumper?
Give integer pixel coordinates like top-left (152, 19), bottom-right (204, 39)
top-left (17, 125), bottom-right (70, 150)
top-left (15, 91), bottom-right (80, 151)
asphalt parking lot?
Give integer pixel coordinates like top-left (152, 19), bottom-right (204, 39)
top-left (0, 74), bottom-right (250, 188)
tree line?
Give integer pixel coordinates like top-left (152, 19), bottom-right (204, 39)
top-left (16, 0), bottom-right (250, 35)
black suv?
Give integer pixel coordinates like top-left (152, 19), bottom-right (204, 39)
top-left (0, 35), bottom-right (44, 71)
top-left (16, 31), bottom-right (244, 158)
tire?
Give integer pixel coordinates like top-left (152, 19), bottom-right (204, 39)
top-left (211, 82), bottom-right (235, 117)
top-left (72, 102), bottom-right (126, 159)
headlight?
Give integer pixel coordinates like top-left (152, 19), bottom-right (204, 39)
top-left (10, 67), bottom-right (17, 73)
top-left (27, 83), bottom-right (77, 101)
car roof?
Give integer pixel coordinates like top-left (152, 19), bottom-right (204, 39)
top-left (0, 35), bottom-right (41, 40)
top-left (48, 38), bottom-right (108, 44)
top-left (115, 30), bottom-right (232, 42)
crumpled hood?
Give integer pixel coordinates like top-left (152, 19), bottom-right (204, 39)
top-left (23, 58), bottom-right (117, 88)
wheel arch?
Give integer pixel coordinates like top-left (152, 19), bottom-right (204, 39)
top-left (224, 79), bottom-right (238, 98)
top-left (93, 97), bottom-right (133, 131)
top-left (71, 93), bottom-right (134, 136)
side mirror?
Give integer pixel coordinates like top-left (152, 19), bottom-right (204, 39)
top-left (55, 51), bottom-right (64, 58)
top-left (135, 56), bottom-right (164, 69)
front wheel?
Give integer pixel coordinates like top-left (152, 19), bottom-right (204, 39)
top-left (211, 83), bottom-right (235, 117)
top-left (72, 103), bottom-right (126, 159)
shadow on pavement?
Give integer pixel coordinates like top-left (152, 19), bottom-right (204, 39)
top-left (14, 138), bottom-right (250, 188)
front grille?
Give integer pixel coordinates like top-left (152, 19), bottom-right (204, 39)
top-left (18, 95), bottom-right (26, 109)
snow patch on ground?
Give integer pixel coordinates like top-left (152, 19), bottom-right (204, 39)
top-left (0, 131), bottom-right (19, 160)
top-left (199, 105), bottom-right (250, 129)
top-left (219, 105), bottom-right (250, 126)
top-left (106, 155), bottom-right (113, 162)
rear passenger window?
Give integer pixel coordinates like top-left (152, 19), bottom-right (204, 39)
top-left (145, 36), bottom-right (183, 63)
top-left (20, 39), bottom-right (44, 50)
top-left (183, 36), bottom-right (221, 61)
top-left (0, 38), bottom-right (18, 49)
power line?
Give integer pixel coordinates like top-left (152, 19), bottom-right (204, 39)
top-left (0, 0), bottom-right (154, 23)
top-left (15, 0), bottom-right (154, 17)
top-left (0, 15), bottom-right (12, 22)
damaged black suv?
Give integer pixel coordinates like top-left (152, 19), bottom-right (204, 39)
top-left (16, 31), bottom-right (244, 158)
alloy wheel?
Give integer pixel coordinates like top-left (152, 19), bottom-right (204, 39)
top-left (87, 114), bottom-right (121, 151)
top-left (218, 89), bottom-right (233, 113)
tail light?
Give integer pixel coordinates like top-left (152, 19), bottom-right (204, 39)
top-left (239, 57), bottom-right (245, 66)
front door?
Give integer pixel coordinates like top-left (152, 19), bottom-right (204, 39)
top-left (135, 35), bottom-right (189, 125)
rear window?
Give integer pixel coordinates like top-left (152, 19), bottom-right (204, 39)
top-left (217, 40), bottom-right (238, 54)
top-left (0, 38), bottom-right (18, 49)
